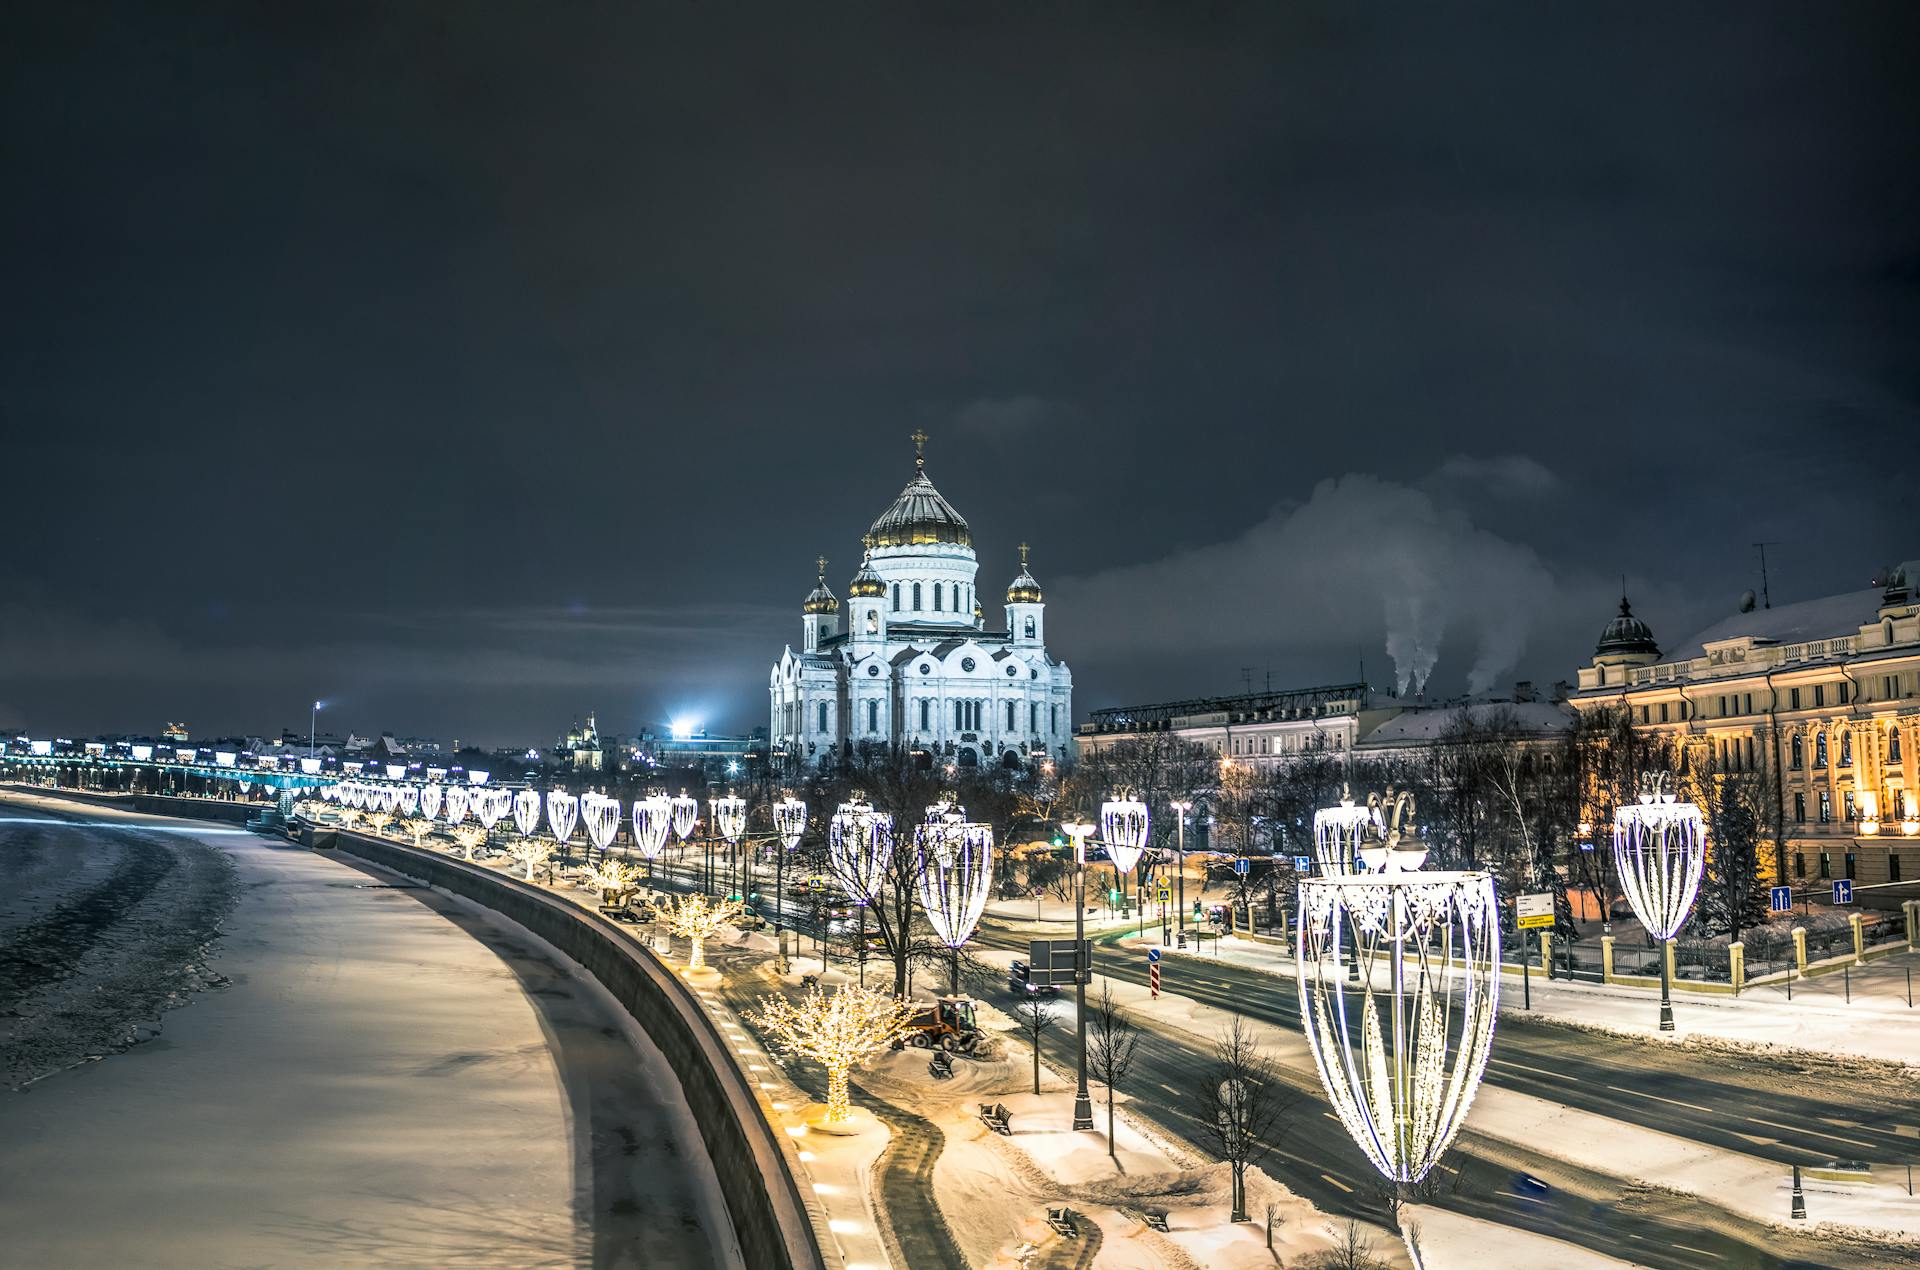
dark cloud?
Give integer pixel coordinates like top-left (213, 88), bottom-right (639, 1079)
top-left (2, 3), bottom-right (1915, 742)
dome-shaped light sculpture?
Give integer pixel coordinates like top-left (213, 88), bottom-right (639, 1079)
top-left (1296, 796), bottom-right (1499, 1193)
top-left (513, 788), bottom-right (541, 839)
top-left (915, 807), bottom-right (993, 992)
top-left (1613, 775), bottom-right (1706, 1033)
top-left (546, 790), bottom-right (579, 851)
top-left (475, 788), bottom-right (509, 834)
top-left (670, 790), bottom-right (699, 844)
top-left (1313, 787), bottom-right (1376, 876)
top-left (444, 785), bottom-right (471, 825)
top-left (831, 792), bottom-right (895, 983)
top-left (1101, 790), bottom-right (1151, 916)
top-left (420, 782), bottom-right (444, 823)
top-left (773, 795), bottom-right (808, 957)
top-left (398, 784), bottom-right (420, 819)
top-left (583, 792), bottom-right (621, 857)
top-left (632, 796), bottom-right (672, 860)
top-left (711, 789), bottom-right (749, 906)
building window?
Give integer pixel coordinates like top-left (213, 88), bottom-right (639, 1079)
top-left (1794, 792), bottom-right (1806, 822)
top-left (1840, 732), bottom-right (1852, 767)
top-left (1743, 693), bottom-right (1753, 714)
top-left (1844, 790), bottom-right (1856, 822)
top-left (1819, 790), bottom-right (1832, 823)
top-left (1892, 855), bottom-right (1904, 883)
top-left (1030, 703), bottom-right (1038, 732)
top-left (1745, 737), bottom-right (1755, 769)
top-left (1659, 702), bottom-right (1670, 723)
top-left (817, 702), bottom-right (828, 733)
top-left (1794, 852), bottom-right (1806, 878)
top-left (1814, 684), bottom-right (1825, 708)
top-left (867, 700), bottom-right (878, 733)
top-left (1051, 705), bottom-right (1058, 733)
top-left (1839, 682), bottom-right (1849, 705)
top-left (1024, 616), bottom-right (1036, 639)
top-left (1790, 687), bottom-right (1802, 710)
top-left (1817, 851), bottom-right (1831, 879)
top-left (1790, 735), bottom-right (1803, 768)
top-left (1815, 733), bottom-right (1828, 768)
top-left (913, 582), bottom-right (922, 610)
top-left (919, 699), bottom-right (930, 731)
top-left (1845, 852), bottom-right (1857, 880)
top-left (892, 583), bottom-right (900, 612)
top-left (933, 583), bottom-right (943, 611)
top-left (1887, 674), bottom-right (1900, 699)
top-left (1639, 705), bottom-right (1650, 724)
top-left (1892, 729), bottom-right (1904, 763)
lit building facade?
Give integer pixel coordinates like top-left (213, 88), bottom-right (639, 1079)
top-left (1570, 562), bottom-right (1920, 891)
top-left (770, 436), bottom-right (1073, 772)
top-left (1077, 682), bottom-right (1394, 766)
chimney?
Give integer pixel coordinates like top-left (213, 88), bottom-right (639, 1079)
top-left (1513, 680), bottom-right (1538, 704)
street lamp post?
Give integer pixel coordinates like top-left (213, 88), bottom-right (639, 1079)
top-left (1170, 799), bottom-right (1192, 939)
top-left (774, 794), bottom-right (807, 972)
top-left (1062, 816), bottom-right (1097, 1132)
top-left (310, 700), bottom-right (322, 759)
top-left (1613, 778), bottom-right (1705, 1033)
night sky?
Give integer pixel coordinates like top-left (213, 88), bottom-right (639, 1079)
top-left (5, 4), bottom-right (1917, 745)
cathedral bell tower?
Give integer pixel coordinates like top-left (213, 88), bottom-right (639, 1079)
top-left (1006, 543), bottom-right (1044, 647)
top-left (801, 557), bottom-right (839, 653)
top-left (847, 540), bottom-right (888, 650)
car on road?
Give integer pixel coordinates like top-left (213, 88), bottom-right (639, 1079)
top-left (1511, 1172), bottom-right (1550, 1200)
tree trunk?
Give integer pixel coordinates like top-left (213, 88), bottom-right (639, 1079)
top-left (1032, 1040), bottom-right (1041, 1094)
top-left (825, 1065), bottom-right (851, 1124)
top-left (1231, 1162), bottom-right (1247, 1222)
top-left (1107, 1084), bottom-right (1116, 1159)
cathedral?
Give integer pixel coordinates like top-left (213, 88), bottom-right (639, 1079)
top-left (770, 434), bottom-right (1073, 772)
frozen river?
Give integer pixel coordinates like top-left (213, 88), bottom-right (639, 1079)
top-left (0, 793), bottom-right (739, 1268)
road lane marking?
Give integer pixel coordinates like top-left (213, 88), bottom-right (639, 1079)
top-left (1745, 1117), bottom-right (1879, 1150)
top-left (1602, 1084), bottom-right (1716, 1114)
top-left (1320, 1173), bottom-right (1354, 1193)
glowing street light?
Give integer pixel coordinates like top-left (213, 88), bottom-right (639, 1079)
top-left (1101, 790), bottom-right (1150, 917)
top-left (915, 807), bottom-right (993, 992)
top-left (712, 790), bottom-right (747, 899)
top-left (420, 782), bottom-right (444, 823)
top-left (583, 792), bottom-right (621, 855)
top-left (546, 790), bottom-right (579, 856)
top-left (513, 788), bottom-right (541, 839)
top-left (830, 792), bottom-right (894, 987)
top-left (1061, 816), bottom-right (1098, 1131)
top-left (444, 785), bottom-right (471, 826)
top-left (1313, 789), bottom-right (1374, 876)
top-left (1296, 801), bottom-right (1499, 1194)
top-left (773, 794), bottom-right (807, 968)
top-left (1613, 776), bottom-right (1706, 1033)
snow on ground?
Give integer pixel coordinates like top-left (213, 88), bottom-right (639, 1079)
top-left (0, 794), bottom-right (741, 1268)
top-left (1133, 928), bottom-right (1920, 1070)
top-left (1403, 1203), bottom-right (1643, 1270)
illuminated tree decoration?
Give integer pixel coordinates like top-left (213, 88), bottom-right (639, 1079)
top-left (829, 792), bottom-right (894, 904)
top-left (398, 784), bottom-right (420, 818)
top-left (665, 892), bottom-right (745, 971)
top-left (712, 792), bottom-right (747, 844)
top-left (585, 856), bottom-right (641, 905)
top-left (632, 796), bottom-right (673, 859)
top-left (444, 785), bottom-right (471, 825)
top-left (366, 806), bottom-right (395, 835)
top-left (774, 796), bottom-right (808, 851)
top-left (507, 834), bottom-right (554, 880)
top-left (1295, 809), bottom-right (1499, 1187)
top-left (753, 982), bottom-right (918, 1126)
top-left (914, 810), bottom-right (993, 978)
top-left (546, 790), bottom-right (578, 846)
top-left (450, 823), bottom-right (488, 860)
top-left (1613, 777), bottom-right (1706, 1032)
top-left (403, 816), bottom-right (431, 847)
top-left (583, 792), bottom-right (621, 852)
top-left (420, 783), bottom-right (444, 823)
top-left (1101, 791), bottom-right (1151, 876)
top-left (670, 790), bottom-right (699, 842)
top-left (513, 788), bottom-right (542, 839)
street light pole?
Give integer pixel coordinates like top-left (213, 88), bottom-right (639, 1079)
top-left (1063, 817), bottom-right (1097, 1132)
top-left (1171, 799), bottom-right (1192, 939)
top-left (310, 700), bottom-right (321, 759)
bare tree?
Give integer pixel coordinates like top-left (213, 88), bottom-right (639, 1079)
top-left (1193, 1017), bottom-right (1290, 1222)
top-left (1010, 995), bottom-right (1058, 1095)
top-left (1085, 985), bottom-right (1141, 1161)
top-left (1317, 1219), bottom-right (1385, 1270)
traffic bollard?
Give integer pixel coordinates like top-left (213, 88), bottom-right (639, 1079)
top-left (1791, 1165), bottom-right (1806, 1220)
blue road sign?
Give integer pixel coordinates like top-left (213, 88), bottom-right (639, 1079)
top-left (1293, 855), bottom-right (1313, 870)
top-left (1147, 947), bottom-right (1161, 964)
top-left (1833, 879), bottom-right (1854, 905)
top-left (1769, 885), bottom-right (1793, 914)
top-left (1577, 840), bottom-right (1596, 853)
top-left (1232, 858), bottom-right (1250, 876)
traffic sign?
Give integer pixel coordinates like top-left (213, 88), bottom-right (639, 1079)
top-left (1147, 947), bottom-right (1161, 964)
top-left (1517, 892), bottom-right (1555, 930)
top-left (1833, 879), bottom-right (1854, 905)
top-left (1027, 938), bottom-right (1093, 987)
top-left (1156, 881), bottom-right (1172, 901)
top-left (1769, 885), bottom-right (1793, 914)
top-left (1293, 855), bottom-right (1312, 870)
top-left (1232, 858), bottom-right (1250, 876)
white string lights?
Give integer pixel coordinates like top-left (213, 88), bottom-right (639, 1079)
top-left (583, 792), bottom-right (621, 853)
top-left (1100, 791), bottom-right (1150, 876)
top-left (475, 788), bottom-right (510, 833)
top-left (914, 808), bottom-right (993, 990)
top-left (712, 792), bottom-right (747, 845)
top-left (546, 790), bottom-right (578, 846)
top-left (1313, 792), bottom-right (1374, 876)
top-left (1295, 796), bottom-right (1499, 1189)
top-left (829, 791), bottom-right (893, 905)
top-left (1613, 778), bottom-right (1706, 1032)
top-left (398, 784), bottom-right (420, 818)
top-left (513, 788), bottom-right (542, 839)
top-left (774, 796), bottom-right (808, 851)
top-left (420, 783), bottom-right (444, 823)
top-left (632, 796), bottom-right (672, 860)
top-left (444, 785), bottom-right (471, 825)
top-left (670, 791), bottom-right (699, 844)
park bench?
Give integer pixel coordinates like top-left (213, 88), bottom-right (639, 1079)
top-left (1132, 1208), bottom-right (1170, 1233)
top-left (927, 1051), bottom-right (954, 1080)
top-left (978, 1102), bottom-right (1013, 1135)
top-left (1045, 1206), bottom-right (1078, 1237)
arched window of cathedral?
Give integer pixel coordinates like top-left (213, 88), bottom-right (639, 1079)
top-left (1030, 702), bottom-right (1038, 732)
top-left (1887, 619), bottom-right (1896, 646)
top-left (1006, 701), bottom-right (1015, 731)
top-left (818, 702), bottom-right (828, 733)
top-left (1024, 616), bottom-right (1035, 639)
top-left (913, 582), bottom-right (922, 610)
top-left (1840, 730), bottom-right (1852, 767)
top-left (1814, 731), bottom-right (1828, 768)
top-left (919, 699), bottom-right (930, 731)
top-left (868, 700), bottom-right (878, 733)
top-left (1790, 734), bottom-right (1803, 769)
top-left (866, 609), bottom-right (878, 633)
top-left (1890, 726), bottom-right (1903, 763)
top-left (933, 583), bottom-right (943, 611)
top-left (892, 583), bottom-right (900, 612)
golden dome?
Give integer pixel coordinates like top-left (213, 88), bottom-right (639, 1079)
top-left (848, 542), bottom-right (886, 599)
top-left (867, 431), bottom-right (971, 548)
top-left (1006, 542), bottom-right (1043, 604)
top-left (802, 557), bottom-right (840, 615)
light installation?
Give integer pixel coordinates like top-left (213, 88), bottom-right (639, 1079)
top-left (583, 792), bottom-right (621, 854)
top-left (1612, 776), bottom-right (1706, 1032)
top-left (670, 790), bottom-right (699, 843)
top-left (1313, 788), bottom-right (1375, 876)
top-left (513, 789), bottom-right (541, 839)
top-left (712, 790), bottom-right (747, 898)
top-left (830, 792), bottom-right (894, 982)
top-left (632, 796), bottom-right (672, 860)
top-left (444, 785), bottom-right (471, 825)
top-left (665, 892), bottom-right (744, 972)
top-left (1101, 790), bottom-right (1151, 914)
top-left (546, 790), bottom-right (579, 848)
top-left (773, 795), bottom-right (807, 960)
top-left (752, 982), bottom-right (918, 1127)
top-left (398, 785), bottom-right (420, 818)
top-left (1296, 795), bottom-right (1499, 1189)
top-left (914, 806), bottom-right (993, 992)
top-left (475, 788), bottom-right (509, 833)
top-left (420, 783), bottom-right (444, 823)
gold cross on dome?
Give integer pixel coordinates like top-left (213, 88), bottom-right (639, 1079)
top-left (1019, 542), bottom-right (1030, 566)
top-left (912, 428), bottom-right (928, 469)
top-left (816, 556), bottom-right (827, 580)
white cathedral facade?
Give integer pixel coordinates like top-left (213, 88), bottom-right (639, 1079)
top-left (771, 437), bottom-right (1073, 772)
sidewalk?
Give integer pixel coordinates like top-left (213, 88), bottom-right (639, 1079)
top-left (1120, 928), bottom-right (1920, 1070)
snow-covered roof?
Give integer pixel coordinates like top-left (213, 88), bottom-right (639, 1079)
top-left (1666, 587), bottom-right (1881, 663)
top-left (1357, 701), bottom-right (1576, 748)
